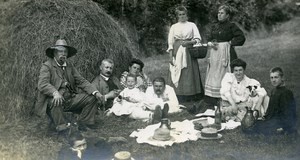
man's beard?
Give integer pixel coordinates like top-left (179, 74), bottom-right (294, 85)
top-left (58, 56), bottom-right (66, 64)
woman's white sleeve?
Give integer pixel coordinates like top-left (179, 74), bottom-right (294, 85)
top-left (192, 23), bottom-right (201, 44)
top-left (220, 73), bottom-right (233, 98)
top-left (167, 25), bottom-right (175, 52)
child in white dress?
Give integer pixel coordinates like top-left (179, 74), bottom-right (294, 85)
top-left (107, 74), bottom-right (155, 122)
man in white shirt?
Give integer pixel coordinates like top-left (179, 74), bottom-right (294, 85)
top-left (145, 77), bottom-right (182, 117)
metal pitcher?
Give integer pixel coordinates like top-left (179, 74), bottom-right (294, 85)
top-left (241, 106), bottom-right (259, 129)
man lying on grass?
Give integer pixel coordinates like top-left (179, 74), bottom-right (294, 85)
top-left (145, 77), bottom-right (182, 115)
top-left (35, 39), bottom-right (104, 132)
top-left (105, 77), bottom-right (182, 124)
top-left (243, 67), bottom-right (297, 135)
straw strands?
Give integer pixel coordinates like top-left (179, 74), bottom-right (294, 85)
top-left (0, 0), bottom-right (137, 121)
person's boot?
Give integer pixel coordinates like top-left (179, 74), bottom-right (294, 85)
top-left (162, 103), bottom-right (169, 118)
top-left (152, 106), bottom-right (162, 124)
top-left (188, 103), bottom-right (197, 114)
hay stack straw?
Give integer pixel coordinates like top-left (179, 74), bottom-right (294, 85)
top-left (0, 0), bottom-right (137, 121)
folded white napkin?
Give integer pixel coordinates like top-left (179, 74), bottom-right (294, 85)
top-left (195, 109), bottom-right (215, 117)
top-left (170, 45), bottom-right (187, 87)
top-left (223, 120), bottom-right (241, 130)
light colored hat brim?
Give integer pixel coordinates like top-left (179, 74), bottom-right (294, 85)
top-left (112, 158), bottom-right (135, 160)
top-left (148, 135), bottom-right (176, 142)
top-left (197, 133), bottom-right (222, 140)
top-left (45, 45), bottom-right (77, 58)
top-left (113, 151), bottom-right (135, 160)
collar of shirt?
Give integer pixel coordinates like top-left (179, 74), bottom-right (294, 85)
top-left (276, 83), bottom-right (286, 89)
top-left (100, 74), bottom-right (109, 81)
top-left (71, 147), bottom-right (82, 159)
top-left (155, 90), bottom-right (165, 98)
top-left (54, 57), bottom-right (67, 67)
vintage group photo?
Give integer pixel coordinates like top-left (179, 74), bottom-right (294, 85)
top-left (0, 0), bottom-right (299, 159)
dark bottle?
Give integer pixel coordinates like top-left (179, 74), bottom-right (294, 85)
top-left (215, 105), bottom-right (222, 125)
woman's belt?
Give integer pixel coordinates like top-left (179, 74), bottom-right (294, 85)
top-left (174, 38), bottom-right (192, 42)
top-left (211, 39), bottom-right (229, 43)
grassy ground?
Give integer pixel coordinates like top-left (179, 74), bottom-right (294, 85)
top-left (1, 18), bottom-right (300, 160)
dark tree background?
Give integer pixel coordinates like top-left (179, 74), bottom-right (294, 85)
top-left (93, 0), bottom-right (298, 55)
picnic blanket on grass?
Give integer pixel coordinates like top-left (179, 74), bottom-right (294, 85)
top-left (130, 120), bottom-right (200, 147)
top-left (130, 110), bottom-right (241, 147)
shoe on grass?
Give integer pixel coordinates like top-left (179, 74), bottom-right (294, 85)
top-left (162, 103), bottom-right (169, 118)
top-left (152, 106), bottom-right (162, 124)
top-left (104, 109), bottom-right (112, 116)
top-left (56, 123), bottom-right (71, 132)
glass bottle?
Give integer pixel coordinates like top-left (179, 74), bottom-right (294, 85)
top-left (215, 104), bottom-right (222, 125)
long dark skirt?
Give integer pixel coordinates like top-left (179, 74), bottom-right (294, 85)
top-left (167, 40), bottom-right (203, 96)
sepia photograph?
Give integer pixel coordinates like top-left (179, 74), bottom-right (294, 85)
top-left (0, 0), bottom-right (299, 159)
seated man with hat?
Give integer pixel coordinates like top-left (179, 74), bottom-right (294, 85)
top-left (35, 39), bottom-right (104, 131)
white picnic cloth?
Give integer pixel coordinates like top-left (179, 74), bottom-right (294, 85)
top-left (130, 120), bottom-right (200, 147)
top-left (194, 109), bottom-right (241, 130)
top-left (195, 109), bottom-right (215, 117)
top-left (223, 120), bottom-right (241, 130)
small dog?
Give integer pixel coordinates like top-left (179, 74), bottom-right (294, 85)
top-left (246, 85), bottom-right (259, 109)
top-left (246, 84), bottom-right (265, 117)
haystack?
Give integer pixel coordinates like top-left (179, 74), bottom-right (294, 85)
top-left (0, 0), bottom-right (137, 121)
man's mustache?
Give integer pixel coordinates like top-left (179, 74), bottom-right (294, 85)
top-left (59, 56), bottom-right (67, 61)
top-left (106, 71), bottom-right (112, 75)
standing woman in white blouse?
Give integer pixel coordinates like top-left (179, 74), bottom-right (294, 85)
top-left (167, 6), bottom-right (203, 102)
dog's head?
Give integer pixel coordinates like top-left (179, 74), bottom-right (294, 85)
top-left (246, 85), bottom-right (258, 97)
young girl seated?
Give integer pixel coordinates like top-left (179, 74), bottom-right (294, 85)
top-left (107, 74), bottom-right (159, 123)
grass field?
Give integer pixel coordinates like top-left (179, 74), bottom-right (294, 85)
top-left (0, 18), bottom-right (300, 160)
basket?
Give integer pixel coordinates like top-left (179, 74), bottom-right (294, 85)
top-left (188, 46), bottom-right (207, 59)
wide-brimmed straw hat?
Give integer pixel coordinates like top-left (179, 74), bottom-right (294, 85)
top-left (45, 39), bottom-right (77, 58)
top-left (197, 127), bottom-right (222, 140)
top-left (113, 151), bottom-right (135, 160)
